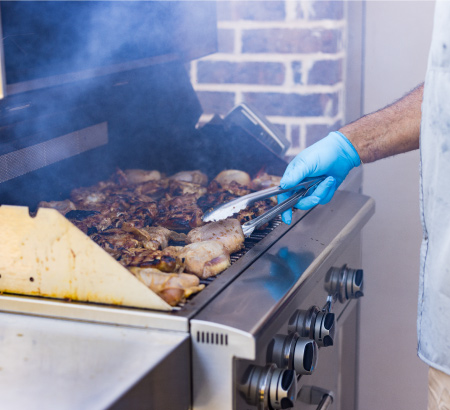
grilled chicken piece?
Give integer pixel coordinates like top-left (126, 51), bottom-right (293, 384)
top-left (121, 224), bottom-right (186, 251)
top-left (91, 229), bottom-right (141, 258)
top-left (214, 170), bottom-right (251, 187)
top-left (114, 204), bottom-right (158, 229)
top-left (236, 200), bottom-right (273, 226)
top-left (177, 240), bottom-right (231, 278)
top-left (167, 180), bottom-right (207, 199)
top-left (38, 199), bottom-right (77, 215)
top-left (251, 171), bottom-right (281, 190)
top-left (123, 169), bottom-right (161, 184)
top-left (170, 170), bottom-right (208, 186)
top-left (129, 267), bottom-right (204, 306)
top-left (197, 180), bottom-right (251, 212)
top-left (133, 179), bottom-right (169, 200)
top-left (187, 219), bottom-right (245, 254)
top-left (66, 210), bottom-right (112, 234)
top-left (156, 194), bottom-right (204, 232)
top-left (70, 188), bottom-right (108, 210)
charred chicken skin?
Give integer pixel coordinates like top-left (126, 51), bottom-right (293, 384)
top-left (187, 219), bottom-right (245, 254)
top-left (177, 240), bottom-right (231, 279)
top-left (129, 267), bottom-right (204, 306)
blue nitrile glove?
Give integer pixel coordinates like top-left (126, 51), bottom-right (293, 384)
top-left (278, 131), bottom-right (361, 224)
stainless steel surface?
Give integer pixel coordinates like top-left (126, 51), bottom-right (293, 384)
top-left (0, 312), bottom-right (190, 410)
top-left (317, 395), bottom-right (334, 410)
top-left (202, 176), bottom-right (325, 223)
top-left (241, 180), bottom-right (323, 237)
top-left (0, 294), bottom-right (189, 332)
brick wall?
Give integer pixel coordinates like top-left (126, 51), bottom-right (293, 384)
top-left (189, 0), bottom-right (347, 157)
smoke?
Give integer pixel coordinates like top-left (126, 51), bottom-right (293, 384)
top-left (0, 1), bottom-right (215, 207)
top-left (2, 2), bottom-right (176, 82)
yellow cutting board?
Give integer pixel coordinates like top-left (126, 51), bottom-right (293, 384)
top-left (0, 205), bottom-right (171, 311)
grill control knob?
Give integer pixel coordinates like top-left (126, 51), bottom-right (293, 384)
top-left (239, 364), bottom-right (297, 409)
top-left (325, 265), bottom-right (364, 303)
top-left (268, 333), bottom-right (318, 375)
top-left (269, 367), bottom-right (297, 409)
top-left (288, 307), bottom-right (335, 347)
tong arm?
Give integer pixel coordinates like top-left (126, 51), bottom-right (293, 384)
top-left (202, 176), bottom-right (326, 223)
top-left (241, 178), bottom-right (324, 237)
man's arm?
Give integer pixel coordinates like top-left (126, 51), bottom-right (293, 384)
top-left (279, 83), bottom-right (424, 222)
top-left (340, 83), bottom-right (423, 163)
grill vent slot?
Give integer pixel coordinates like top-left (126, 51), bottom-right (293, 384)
top-left (196, 331), bottom-right (228, 346)
top-left (0, 123), bottom-right (108, 184)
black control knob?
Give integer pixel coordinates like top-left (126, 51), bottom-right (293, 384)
top-left (313, 310), bottom-right (335, 347)
top-left (325, 265), bottom-right (364, 303)
top-left (239, 364), bottom-right (297, 410)
top-left (269, 333), bottom-right (318, 375)
top-left (288, 307), bottom-right (335, 347)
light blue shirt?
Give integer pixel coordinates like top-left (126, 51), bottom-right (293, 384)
top-left (418, 0), bottom-right (450, 376)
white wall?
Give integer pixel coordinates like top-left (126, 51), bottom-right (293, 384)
top-left (359, 2), bottom-right (435, 409)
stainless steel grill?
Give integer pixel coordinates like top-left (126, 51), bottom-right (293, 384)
top-left (0, 3), bottom-right (373, 409)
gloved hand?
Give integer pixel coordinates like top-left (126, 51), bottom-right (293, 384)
top-left (278, 131), bottom-right (361, 224)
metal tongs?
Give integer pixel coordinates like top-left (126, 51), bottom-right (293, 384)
top-left (202, 176), bottom-right (326, 237)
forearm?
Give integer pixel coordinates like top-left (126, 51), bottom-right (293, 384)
top-left (340, 83), bottom-right (423, 163)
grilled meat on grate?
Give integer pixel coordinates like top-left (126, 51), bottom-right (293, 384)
top-left (38, 168), bottom-right (277, 306)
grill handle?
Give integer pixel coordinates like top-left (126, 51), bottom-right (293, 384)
top-left (316, 394), bottom-right (333, 410)
top-left (298, 385), bottom-right (334, 410)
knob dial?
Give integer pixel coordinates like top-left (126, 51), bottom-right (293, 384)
top-left (269, 333), bottom-right (318, 375)
top-left (293, 337), bottom-right (318, 374)
top-left (288, 307), bottom-right (335, 347)
top-left (325, 265), bottom-right (364, 303)
top-left (239, 364), bottom-right (297, 410)
top-left (313, 310), bottom-right (335, 347)
top-left (268, 367), bottom-right (297, 410)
